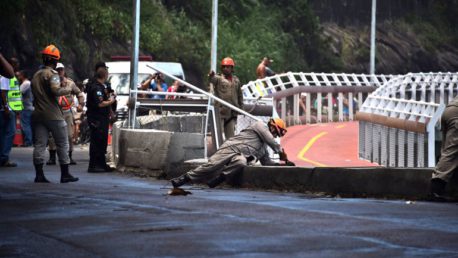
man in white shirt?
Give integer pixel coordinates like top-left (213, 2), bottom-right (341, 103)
top-left (17, 70), bottom-right (34, 146)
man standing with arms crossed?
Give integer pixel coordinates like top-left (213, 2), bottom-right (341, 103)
top-left (31, 44), bottom-right (78, 183)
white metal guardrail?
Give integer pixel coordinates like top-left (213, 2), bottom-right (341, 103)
top-left (358, 72), bottom-right (458, 167)
top-left (242, 72), bottom-right (395, 125)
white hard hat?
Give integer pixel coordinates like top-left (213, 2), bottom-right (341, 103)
top-left (56, 63), bottom-right (65, 69)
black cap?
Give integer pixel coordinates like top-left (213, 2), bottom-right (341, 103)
top-left (94, 61), bottom-right (108, 71)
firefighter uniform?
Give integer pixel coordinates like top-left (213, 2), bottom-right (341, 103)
top-left (433, 96), bottom-right (458, 183)
top-left (188, 121), bottom-right (281, 182)
top-left (209, 72), bottom-right (243, 140)
top-left (31, 66), bottom-right (73, 166)
top-left (47, 77), bottom-right (82, 164)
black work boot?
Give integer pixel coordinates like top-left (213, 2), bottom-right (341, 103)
top-left (207, 173), bottom-right (226, 188)
top-left (46, 150), bottom-right (56, 165)
top-left (69, 151), bottom-right (77, 165)
top-left (34, 164), bottom-right (50, 183)
top-left (171, 173), bottom-right (191, 188)
top-left (60, 164), bottom-right (79, 183)
top-left (430, 178), bottom-right (447, 200)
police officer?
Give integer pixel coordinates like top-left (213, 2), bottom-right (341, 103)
top-left (208, 57), bottom-right (243, 140)
top-left (31, 44), bottom-right (78, 183)
top-left (86, 62), bottom-right (116, 172)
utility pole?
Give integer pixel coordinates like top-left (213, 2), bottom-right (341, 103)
top-left (210, 0), bottom-right (218, 72)
top-left (128, 0), bottom-right (140, 128)
top-left (370, 0), bottom-right (377, 75)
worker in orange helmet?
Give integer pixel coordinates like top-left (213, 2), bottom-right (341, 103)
top-left (208, 57), bottom-right (243, 141)
top-left (30, 44), bottom-right (79, 183)
top-left (171, 117), bottom-right (295, 189)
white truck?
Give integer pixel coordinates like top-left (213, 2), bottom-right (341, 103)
top-left (105, 58), bottom-right (186, 120)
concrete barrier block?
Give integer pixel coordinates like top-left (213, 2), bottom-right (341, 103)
top-left (167, 132), bottom-right (204, 163)
top-left (118, 129), bottom-right (172, 170)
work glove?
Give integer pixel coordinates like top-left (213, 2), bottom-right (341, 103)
top-left (284, 160), bottom-right (296, 166)
top-left (279, 148), bottom-right (288, 161)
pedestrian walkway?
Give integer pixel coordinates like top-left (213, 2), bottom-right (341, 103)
top-left (283, 121), bottom-right (378, 167)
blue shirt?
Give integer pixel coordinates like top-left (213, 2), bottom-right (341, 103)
top-left (150, 82), bottom-right (168, 99)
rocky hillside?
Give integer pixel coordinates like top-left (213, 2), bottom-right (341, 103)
top-left (323, 21), bottom-right (458, 74)
top-left (0, 0), bottom-right (457, 86)
top-left (311, 0), bottom-right (458, 74)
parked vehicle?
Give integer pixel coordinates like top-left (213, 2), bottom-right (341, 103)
top-left (106, 56), bottom-right (186, 120)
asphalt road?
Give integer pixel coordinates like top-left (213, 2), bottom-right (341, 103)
top-left (1, 147), bottom-right (458, 258)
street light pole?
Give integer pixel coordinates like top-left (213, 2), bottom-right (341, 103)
top-left (128, 0), bottom-right (141, 128)
top-left (370, 0), bottom-right (377, 75)
top-left (210, 0), bottom-right (218, 72)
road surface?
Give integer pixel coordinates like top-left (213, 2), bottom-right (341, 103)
top-left (283, 121), bottom-right (378, 167)
top-left (0, 147), bottom-right (457, 257)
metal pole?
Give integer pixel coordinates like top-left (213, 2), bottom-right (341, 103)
top-left (370, 0), bottom-right (377, 75)
top-left (146, 64), bottom-right (261, 121)
top-left (210, 0), bottom-right (218, 72)
top-left (128, 0), bottom-right (141, 128)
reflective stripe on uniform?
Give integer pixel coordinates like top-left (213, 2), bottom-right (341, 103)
top-left (58, 96), bottom-right (72, 110)
top-left (7, 77), bottom-right (23, 111)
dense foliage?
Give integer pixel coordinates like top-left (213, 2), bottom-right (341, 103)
top-left (1, 0), bottom-right (457, 85)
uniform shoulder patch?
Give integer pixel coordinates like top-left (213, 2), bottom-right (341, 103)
top-left (50, 74), bottom-right (60, 84)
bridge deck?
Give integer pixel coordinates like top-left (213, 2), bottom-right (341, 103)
top-left (283, 121), bottom-right (378, 167)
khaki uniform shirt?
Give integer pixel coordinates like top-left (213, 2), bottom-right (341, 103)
top-left (31, 66), bottom-right (72, 121)
top-left (217, 121), bottom-right (281, 165)
top-left (209, 74), bottom-right (243, 118)
top-left (58, 77), bottom-right (81, 109)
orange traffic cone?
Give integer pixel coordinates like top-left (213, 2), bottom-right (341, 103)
top-left (108, 124), bottom-right (112, 145)
top-left (13, 113), bottom-right (24, 147)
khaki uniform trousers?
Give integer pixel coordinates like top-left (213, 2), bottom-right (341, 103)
top-left (188, 150), bottom-right (247, 182)
top-left (48, 110), bottom-right (74, 152)
top-left (433, 105), bottom-right (458, 182)
top-left (221, 116), bottom-right (236, 141)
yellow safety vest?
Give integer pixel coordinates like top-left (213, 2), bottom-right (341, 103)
top-left (7, 77), bottom-right (23, 111)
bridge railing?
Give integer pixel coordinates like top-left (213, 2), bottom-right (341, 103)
top-left (242, 72), bottom-right (395, 125)
top-left (357, 96), bottom-right (444, 167)
top-left (357, 72), bottom-right (458, 167)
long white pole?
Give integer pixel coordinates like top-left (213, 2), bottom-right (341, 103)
top-left (146, 64), bottom-right (261, 121)
top-left (370, 0), bottom-right (377, 75)
top-left (128, 0), bottom-right (141, 128)
top-left (210, 0), bottom-right (218, 72)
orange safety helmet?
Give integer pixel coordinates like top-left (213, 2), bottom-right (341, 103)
top-left (41, 44), bottom-right (61, 60)
top-left (269, 118), bottom-right (287, 137)
top-left (221, 57), bottom-right (235, 67)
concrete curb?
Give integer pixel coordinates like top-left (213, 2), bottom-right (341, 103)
top-left (239, 166), bottom-right (457, 200)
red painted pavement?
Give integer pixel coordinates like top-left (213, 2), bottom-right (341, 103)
top-left (281, 121), bottom-right (379, 167)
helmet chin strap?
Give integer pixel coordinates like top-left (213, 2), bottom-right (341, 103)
top-left (268, 119), bottom-right (281, 137)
